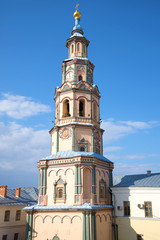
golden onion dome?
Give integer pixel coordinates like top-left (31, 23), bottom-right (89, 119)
top-left (73, 10), bottom-right (81, 20)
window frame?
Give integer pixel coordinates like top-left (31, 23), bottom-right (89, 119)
top-left (4, 210), bottom-right (10, 222)
top-left (99, 179), bottom-right (107, 200)
top-left (77, 42), bottom-right (81, 52)
top-left (144, 201), bottom-right (152, 217)
top-left (57, 187), bottom-right (63, 199)
top-left (2, 235), bottom-right (7, 240)
top-left (14, 233), bottom-right (19, 240)
top-left (15, 210), bottom-right (21, 221)
top-left (123, 201), bottom-right (130, 217)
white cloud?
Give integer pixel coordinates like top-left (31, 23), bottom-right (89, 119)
top-left (124, 153), bottom-right (160, 160)
top-left (120, 121), bottom-right (151, 129)
top-left (125, 154), bottom-right (146, 160)
top-left (0, 93), bottom-right (51, 119)
top-left (102, 119), bottom-right (158, 144)
top-left (0, 122), bottom-right (50, 171)
top-left (103, 146), bottom-right (123, 153)
top-left (104, 154), bottom-right (121, 161)
top-left (113, 163), bottom-right (152, 176)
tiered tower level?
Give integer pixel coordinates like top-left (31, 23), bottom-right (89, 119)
top-left (25, 10), bottom-right (114, 240)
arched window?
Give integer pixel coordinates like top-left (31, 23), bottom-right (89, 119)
top-left (78, 138), bottom-right (88, 152)
top-left (53, 178), bottom-right (67, 203)
top-left (99, 179), bottom-right (107, 199)
top-left (71, 44), bottom-right (74, 54)
top-left (93, 102), bottom-right (97, 120)
top-left (78, 75), bottom-right (83, 81)
top-left (80, 146), bottom-right (85, 152)
top-left (57, 188), bottom-right (63, 198)
top-left (79, 99), bottom-right (85, 117)
top-left (63, 99), bottom-right (70, 118)
top-left (83, 44), bottom-right (86, 54)
top-left (77, 42), bottom-right (80, 52)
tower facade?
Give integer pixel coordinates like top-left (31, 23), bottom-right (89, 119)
top-left (25, 9), bottom-right (114, 240)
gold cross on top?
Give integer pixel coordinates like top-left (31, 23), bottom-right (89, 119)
top-left (75, 3), bottom-right (79, 10)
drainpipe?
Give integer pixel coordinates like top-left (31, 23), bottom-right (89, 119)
top-left (109, 188), bottom-right (118, 240)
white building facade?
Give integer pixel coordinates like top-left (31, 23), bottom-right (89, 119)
top-left (111, 172), bottom-right (160, 240)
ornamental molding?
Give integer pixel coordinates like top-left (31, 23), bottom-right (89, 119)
top-left (59, 128), bottom-right (72, 140)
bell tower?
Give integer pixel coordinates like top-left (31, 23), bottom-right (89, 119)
top-left (25, 9), bottom-right (114, 240)
top-left (51, 10), bottom-right (102, 156)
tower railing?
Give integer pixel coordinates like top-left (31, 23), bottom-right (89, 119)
top-left (55, 116), bottom-right (100, 127)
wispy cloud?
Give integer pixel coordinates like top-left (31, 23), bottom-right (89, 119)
top-left (0, 93), bottom-right (51, 119)
top-left (124, 153), bottom-right (160, 160)
top-left (125, 154), bottom-right (146, 160)
top-left (113, 163), bottom-right (153, 175)
top-left (104, 146), bottom-right (123, 153)
top-left (0, 121), bottom-right (50, 170)
top-left (102, 119), bottom-right (159, 144)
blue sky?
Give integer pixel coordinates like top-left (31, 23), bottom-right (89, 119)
top-left (0, 0), bottom-right (160, 188)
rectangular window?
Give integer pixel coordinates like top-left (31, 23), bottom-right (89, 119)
top-left (4, 210), bottom-right (10, 222)
top-left (137, 234), bottom-right (142, 240)
top-left (57, 188), bottom-right (63, 198)
top-left (14, 233), bottom-right (19, 240)
top-left (2, 235), bottom-right (7, 240)
top-left (15, 210), bottom-right (21, 221)
top-left (145, 201), bottom-right (152, 217)
top-left (124, 201), bottom-right (130, 216)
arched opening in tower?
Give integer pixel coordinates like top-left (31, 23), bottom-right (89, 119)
top-left (79, 99), bottom-right (85, 117)
top-left (63, 99), bottom-right (70, 117)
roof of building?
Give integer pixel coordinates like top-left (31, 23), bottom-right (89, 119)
top-left (42, 150), bottom-right (112, 163)
top-left (0, 187), bottom-right (38, 206)
top-left (24, 202), bottom-right (112, 211)
top-left (113, 172), bottom-right (160, 187)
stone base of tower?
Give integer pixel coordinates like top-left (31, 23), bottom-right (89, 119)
top-left (25, 205), bottom-right (113, 240)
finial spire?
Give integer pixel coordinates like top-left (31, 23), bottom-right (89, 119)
top-left (72, 5), bottom-right (83, 36)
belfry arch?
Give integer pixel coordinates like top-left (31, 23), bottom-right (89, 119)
top-left (63, 99), bottom-right (70, 117)
top-left (79, 99), bottom-right (85, 117)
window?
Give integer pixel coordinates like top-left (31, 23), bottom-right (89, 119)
top-left (93, 102), bottom-right (97, 120)
top-left (79, 99), bottom-right (85, 117)
top-left (4, 210), bottom-right (10, 222)
top-left (80, 146), bottom-right (85, 152)
top-left (83, 44), bottom-right (86, 54)
top-left (57, 188), bottom-right (63, 198)
top-left (71, 44), bottom-right (74, 53)
top-left (124, 201), bottom-right (130, 216)
top-left (14, 233), bottom-right (19, 240)
top-left (78, 75), bottom-right (83, 81)
top-left (78, 138), bottom-right (88, 152)
top-left (145, 201), bottom-right (152, 217)
top-left (2, 235), bottom-right (7, 240)
top-left (137, 234), bottom-right (142, 240)
top-left (63, 99), bottom-right (70, 117)
top-left (100, 184), bottom-right (105, 198)
top-left (99, 179), bottom-right (106, 199)
top-left (77, 42), bottom-right (80, 52)
top-left (53, 178), bottom-right (67, 203)
top-left (15, 210), bottom-right (21, 221)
